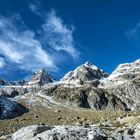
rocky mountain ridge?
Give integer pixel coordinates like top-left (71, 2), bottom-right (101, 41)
top-left (1, 60), bottom-right (140, 118)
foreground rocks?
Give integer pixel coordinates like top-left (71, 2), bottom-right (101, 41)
top-left (2, 124), bottom-right (140, 140)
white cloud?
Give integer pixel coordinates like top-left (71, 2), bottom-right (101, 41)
top-left (0, 57), bottom-right (5, 68)
top-left (42, 10), bottom-right (79, 58)
top-left (0, 9), bottom-right (79, 76)
top-left (0, 15), bottom-right (57, 72)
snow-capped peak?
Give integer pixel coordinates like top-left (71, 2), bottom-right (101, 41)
top-left (61, 62), bottom-right (109, 84)
top-left (99, 59), bottom-right (140, 88)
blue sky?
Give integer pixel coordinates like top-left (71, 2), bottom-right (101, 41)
top-left (0, 0), bottom-right (140, 81)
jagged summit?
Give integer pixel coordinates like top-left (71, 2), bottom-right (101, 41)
top-left (61, 62), bottom-right (109, 84)
top-left (84, 61), bottom-right (98, 70)
top-left (28, 68), bottom-right (54, 86)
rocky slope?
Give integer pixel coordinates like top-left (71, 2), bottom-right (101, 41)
top-left (98, 59), bottom-right (140, 110)
top-left (12, 61), bottom-right (126, 111)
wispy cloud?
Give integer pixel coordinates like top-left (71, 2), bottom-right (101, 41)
top-left (0, 9), bottom-right (79, 75)
top-left (42, 10), bottom-right (79, 58)
top-left (0, 14), bottom-right (57, 72)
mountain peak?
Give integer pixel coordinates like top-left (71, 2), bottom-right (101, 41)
top-left (61, 62), bottom-right (109, 84)
top-left (28, 68), bottom-right (54, 86)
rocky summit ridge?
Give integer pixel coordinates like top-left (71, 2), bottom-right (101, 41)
top-left (61, 61), bottom-right (109, 85)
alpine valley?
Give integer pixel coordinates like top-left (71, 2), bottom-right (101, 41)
top-left (1, 60), bottom-right (140, 139)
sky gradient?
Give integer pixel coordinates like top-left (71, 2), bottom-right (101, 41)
top-left (0, 0), bottom-right (140, 81)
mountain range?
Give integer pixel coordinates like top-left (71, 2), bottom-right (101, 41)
top-left (1, 60), bottom-right (140, 116)
top-left (1, 59), bottom-right (140, 139)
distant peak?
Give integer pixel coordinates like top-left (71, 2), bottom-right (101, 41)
top-left (28, 68), bottom-right (54, 86)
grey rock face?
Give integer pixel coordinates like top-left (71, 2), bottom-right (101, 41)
top-left (105, 75), bottom-right (140, 110)
top-left (28, 69), bottom-right (54, 86)
top-left (40, 85), bottom-right (127, 111)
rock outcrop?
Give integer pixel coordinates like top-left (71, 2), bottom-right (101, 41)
top-left (7, 124), bottom-right (140, 140)
top-left (9, 125), bottom-right (107, 140)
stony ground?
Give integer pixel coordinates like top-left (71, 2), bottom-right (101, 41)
top-left (1, 106), bottom-right (140, 137)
